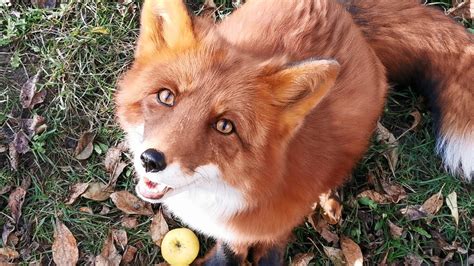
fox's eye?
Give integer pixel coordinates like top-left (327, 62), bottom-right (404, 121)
top-left (157, 89), bottom-right (175, 107)
top-left (215, 119), bottom-right (234, 135)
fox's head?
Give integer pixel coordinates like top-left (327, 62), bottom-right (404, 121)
top-left (115, 0), bottom-right (339, 221)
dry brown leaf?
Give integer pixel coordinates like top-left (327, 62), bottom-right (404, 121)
top-left (110, 191), bottom-right (153, 216)
top-left (291, 253), bottom-right (314, 266)
top-left (446, 191), bottom-right (459, 226)
top-left (95, 231), bottom-right (122, 266)
top-left (30, 89), bottom-right (47, 108)
top-left (74, 132), bottom-right (95, 160)
top-left (2, 221), bottom-right (15, 246)
top-left (388, 220), bottom-right (403, 239)
top-left (310, 216), bottom-right (339, 243)
top-left (8, 141), bottom-right (19, 171)
top-left (122, 245), bottom-right (137, 264)
top-left (381, 180), bottom-right (407, 203)
top-left (150, 210), bottom-right (169, 246)
top-left (108, 162), bottom-right (127, 189)
top-left (112, 229), bottom-right (128, 250)
top-left (31, 0), bottom-right (57, 9)
top-left (0, 144), bottom-right (7, 153)
top-left (323, 246), bottom-right (345, 266)
top-left (104, 147), bottom-right (122, 172)
top-left (8, 187), bottom-right (26, 223)
top-left (81, 182), bottom-right (113, 202)
top-left (0, 185), bottom-right (12, 195)
top-left (405, 254), bottom-right (422, 266)
top-left (12, 131), bottom-right (30, 155)
top-left (20, 72), bottom-right (40, 109)
top-left (21, 115), bottom-right (47, 138)
top-left (420, 191), bottom-right (443, 215)
top-left (100, 205), bottom-right (111, 215)
top-left (357, 190), bottom-right (389, 204)
top-left (52, 219), bottom-right (79, 266)
top-left (0, 247), bottom-right (20, 261)
top-left (400, 206), bottom-right (427, 221)
top-left (65, 183), bottom-right (89, 205)
top-left (121, 216), bottom-right (138, 229)
top-left (340, 236), bottom-right (363, 266)
top-left (376, 122), bottom-right (399, 173)
top-left (79, 207), bottom-right (93, 214)
top-left (319, 191), bottom-right (342, 225)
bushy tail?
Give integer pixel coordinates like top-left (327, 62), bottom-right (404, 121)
top-left (343, 0), bottom-right (474, 180)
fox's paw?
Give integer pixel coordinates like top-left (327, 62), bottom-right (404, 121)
top-left (436, 131), bottom-right (474, 181)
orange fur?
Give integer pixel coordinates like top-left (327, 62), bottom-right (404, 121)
top-left (115, 0), bottom-right (472, 263)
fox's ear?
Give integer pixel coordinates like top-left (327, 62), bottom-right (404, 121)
top-left (270, 59), bottom-right (340, 134)
top-left (136, 0), bottom-right (196, 61)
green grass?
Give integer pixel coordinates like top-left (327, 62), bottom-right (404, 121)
top-left (1, 0), bottom-right (472, 264)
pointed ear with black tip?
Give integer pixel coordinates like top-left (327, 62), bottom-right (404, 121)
top-left (135, 0), bottom-right (196, 62)
top-left (270, 59), bottom-right (340, 135)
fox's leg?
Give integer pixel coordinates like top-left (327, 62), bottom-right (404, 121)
top-left (196, 241), bottom-right (245, 266)
top-left (248, 242), bottom-right (285, 265)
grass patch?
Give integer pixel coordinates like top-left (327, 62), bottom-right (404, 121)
top-left (1, 0), bottom-right (472, 264)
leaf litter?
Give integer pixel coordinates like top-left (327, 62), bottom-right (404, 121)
top-left (110, 191), bottom-right (153, 216)
top-left (52, 219), bottom-right (79, 266)
top-left (74, 132), bottom-right (95, 160)
top-left (150, 209), bottom-right (170, 247)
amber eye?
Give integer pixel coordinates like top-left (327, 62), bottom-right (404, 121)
top-left (215, 119), bottom-right (234, 135)
top-left (157, 89), bottom-right (175, 106)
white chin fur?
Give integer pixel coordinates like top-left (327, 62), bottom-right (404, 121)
top-left (436, 132), bottom-right (474, 181)
top-left (124, 123), bottom-right (247, 242)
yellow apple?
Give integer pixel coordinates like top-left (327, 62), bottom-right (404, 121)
top-left (161, 228), bottom-right (200, 266)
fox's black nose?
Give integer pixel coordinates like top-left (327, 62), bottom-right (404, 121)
top-left (140, 149), bottom-right (167, 172)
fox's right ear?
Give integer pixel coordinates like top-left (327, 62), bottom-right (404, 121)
top-left (135, 0), bottom-right (196, 62)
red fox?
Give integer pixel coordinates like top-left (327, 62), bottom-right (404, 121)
top-left (115, 0), bottom-right (473, 264)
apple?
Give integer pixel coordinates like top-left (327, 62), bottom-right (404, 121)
top-left (161, 228), bottom-right (200, 265)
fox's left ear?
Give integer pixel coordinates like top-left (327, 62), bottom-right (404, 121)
top-left (270, 59), bottom-right (340, 134)
top-left (135, 0), bottom-right (196, 62)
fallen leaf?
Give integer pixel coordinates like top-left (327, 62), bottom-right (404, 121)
top-left (357, 190), bottom-right (389, 204)
top-left (12, 131), bottom-right (30, 155)
top-left (0, 185), bottom-right (12, 195)
top-left (318, 191), bottom-right (342, 225)
top-left (99, 205), bottom-right (111, 215)
top-left (400, 206), bottom-right (427, 221)
top-left (445, 191), bottom-right (458, 226)
top-left (20, 72), bottom-right (40, 109)
top-left (79, 207), bottom-right (93, 214)
top-left (30, 89), bottom-right (47, 108)
top-left (95, 231), bottom-right (122, 266)
top-left (380, 180), bottom-right (407, 203)
top-left (340, 236), bottom-right (363, 266)
top-left (52, 219), bottom-right (79, 266)
top-left (291, 253), bottom-right (314, 266)
top-left (468, 254), bottom-right (474, 265)
top-left (150, 210), bottom-right (169, 246)
top-left (376, 122), bottom-right (399, 174)
top-left (122, 245), bottom-right (137, 264)
top-left (420, 191), bottom-right (443, 215)
top-left (21, 176), bottom-right (31, 190)
top-left (108, 162), bottom-right (127, 189)
top-left (121, 216), bottom-right (138, 229)
top-left (74, 132), bottom-right (95, 160)
top-left (2, 221), bottom-right (15, 246)
top-left (397, 110), bottom-right (422, 139)
top-left (0, 144), bottom-right (7, 153)
top-left (405, 254), bottom-right (423, 266)
top-left (21, 115), bottom-right (46, 137)
top-left (308, 214), bottom-right (339, 243)
top-left (65, 183), bottom-right (89, 205)
top-left (110, 191), bottom-right (153, 216)
top-left (388, 220), bottom-right (403, 239)
top-left (0, 247), bottom-right (20, 261)
top-left (323, 246), bottom-right (345, 266)
top-left (81, 182), bottom-right (113, 202)
top-left (31, 0), bottom-right (56, 9)
top-left (8, 141), bottom-right (19, 170)
top-left (112, 229), bottom-right (128, 250)
top-left (8, 187), bottom-right (26, 223)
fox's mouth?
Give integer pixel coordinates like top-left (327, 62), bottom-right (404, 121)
top-left (136, 177), bottom-right (173, 201)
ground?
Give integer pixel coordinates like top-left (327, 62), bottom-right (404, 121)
top-left (0, 0), bottom-right (473, 265)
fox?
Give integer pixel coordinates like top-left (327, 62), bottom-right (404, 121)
top-left (115, 0), bottom-right (473, 264)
